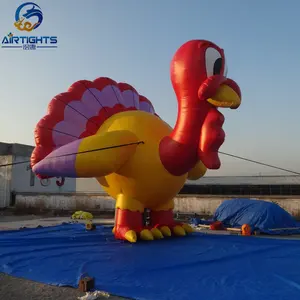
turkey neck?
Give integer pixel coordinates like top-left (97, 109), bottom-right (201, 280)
top-left (159, 95), bottom-right (209, 176)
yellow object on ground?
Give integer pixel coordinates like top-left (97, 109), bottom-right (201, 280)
top-left (72, 211), bottom-right (94, 220)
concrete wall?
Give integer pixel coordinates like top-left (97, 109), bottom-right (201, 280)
top-left (0, 156), bottom-right (12, 208)
top-left (0, 153), bottom-right (106, 208)
top-left (15, 193), bottom-right (114, 211)
top-left (14, 193), bottom-right (300, 217)
top-left (173, 196), bottom-right (300, 217)
top-left (11, 155), bottom-right (77, 193)
top-left (12, 155), bottom-right (105, 195)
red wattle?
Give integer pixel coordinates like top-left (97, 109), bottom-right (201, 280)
top-left (198, 108), bottom-right (225, 169)
top-left (199, 151), bottom-right (221, 169)
top-left (159, 137), bottom-right (198, 176)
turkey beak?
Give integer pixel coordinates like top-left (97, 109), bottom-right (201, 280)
top-left (207, 79), bottom-right (241, 109)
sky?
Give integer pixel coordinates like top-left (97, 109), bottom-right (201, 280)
top-left (0, 0), bottom-right (300, 176)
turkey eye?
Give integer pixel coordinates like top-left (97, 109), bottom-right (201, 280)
top-left (205, 47), bottom-right (224, 77)
top-left (213, 58), bottom-right (222, 75)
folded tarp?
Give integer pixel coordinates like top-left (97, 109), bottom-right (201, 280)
top-left (191, 198), bottom-right (300, 235)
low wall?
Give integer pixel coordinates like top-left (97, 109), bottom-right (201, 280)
top-left (14, 193), bottom-right (300, 217)
top-left (174, 196), bottom-right (300, 217)
top-left (15, 193), bottom-right (115, 212)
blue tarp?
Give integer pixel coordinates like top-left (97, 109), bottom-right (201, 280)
top-left (1, 223), bottom-right (300, 299)
top-left (191, 198), bottom-right (300, 235)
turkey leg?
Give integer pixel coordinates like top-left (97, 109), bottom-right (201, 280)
top-left (113, 194), bottom-right (163, 243)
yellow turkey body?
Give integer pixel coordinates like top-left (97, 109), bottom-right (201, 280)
top-left (96, 110), bottom-right (187, 209)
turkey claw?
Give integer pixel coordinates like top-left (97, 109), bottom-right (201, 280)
top-left (140, 229), bottom-right (154, 241)
top-left (151, 227), bottom-right (164, 239)
top-left (174, 223), bottom-right (194, 235)
top-left (114, 223), bottom-right (193, 243)
top-left (160, 226), bottom-right (172, 237)
top-left (182, 223), bottom-right (194, 233)
top-left (124, 230), bottom-right (137, 243)
top-left (173, 225), bottom-right (186, 236)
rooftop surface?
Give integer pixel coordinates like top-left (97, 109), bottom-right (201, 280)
top-left (0, 142), bottom-right (34, 157)
top-left (187, 175), bottom-right (300, 185)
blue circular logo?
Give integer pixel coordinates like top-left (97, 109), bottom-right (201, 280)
top-left (14, 2), bottom-right (43, 32)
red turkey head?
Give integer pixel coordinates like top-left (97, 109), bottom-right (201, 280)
top-left (170, 40), bottom-right (241, 169)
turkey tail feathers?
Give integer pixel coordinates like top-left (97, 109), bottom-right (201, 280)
top-left (31, 77), bottom-right (157, 177)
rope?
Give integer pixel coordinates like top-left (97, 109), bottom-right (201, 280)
top-left (0, 142), bottom-right (299, 176)
top-left (0, 141), bottom-right (144, 168)
top-left (218, 151), bottom-right (300, 176)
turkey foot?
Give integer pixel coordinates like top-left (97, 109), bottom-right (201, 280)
top-left (114, 208), bottom-right (163, 243)
top-left (151, 209), bottom-right (194, 237)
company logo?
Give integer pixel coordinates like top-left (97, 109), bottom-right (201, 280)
top-left (1, 2), bottom-right (58, 50)
top-left (14, 2), bottom-right (43, 32)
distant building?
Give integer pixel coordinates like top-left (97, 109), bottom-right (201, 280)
top-left (0, 142), bottom-right (78, 208)
top-left (0, 142), bottom-right (109, 208)
top-left (183, 176), bottom-right (300, 196)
